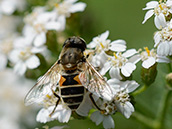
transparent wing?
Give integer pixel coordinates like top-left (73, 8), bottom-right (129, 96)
top-left (79, 59), bottom-right (114, 101)
top-left (24, 61), bottom-right (61, 106)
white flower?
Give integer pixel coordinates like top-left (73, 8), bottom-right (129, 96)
top-left (36, 105), bottom-right (72, 123)
top-left (142, 1), bottom-right (171, 29)
top-left (154, 19), bottom-right (172, 56)
top-left (23, 8), bottom-right (63, 47)
top-left (54, 0), bottom-right (86, 17)
top-left (9, 36), bottom-right (45, 75)
top-left (0, 0), bottom-right (26, 15)
top-left (90, 111), bottom-right (115, 129)
top-left (102, 49), bottom-right (138, 79)
top-left (87, 31), bottom-right (126, 54)
top-left (108, 79), bottom-right (139, 118)
top-left (139, 47), bottom-right (170, 69)
top-left (50, 0), bottom-right (86, 30)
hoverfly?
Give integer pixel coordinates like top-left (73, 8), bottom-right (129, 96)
top-left (24, 36), bottom-right (113, 116)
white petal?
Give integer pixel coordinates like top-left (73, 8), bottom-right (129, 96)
top-left (34, 32), bottom-right (46, 47)
top-left (31, 46), bottom-right (46, 53)
top-left (87, 41), bottom-right (97, 48)
top-left (122, 49), bottom-right (137, 58)
top-left (51, 105), bottom-right (71, 123)
top-left (0, 54), bottom-right (7, 70)
top-left (154, 32), bottom-right (161, 47)
top-left (26, 55), bottom-right (40, 69)
top-left (36, 108), bottom-right (53, 123)
top-left (69, 2), bottom-right (86, 13)
top-left (8, 50), bottom-right (20, 64)
top-left (0, 1), bottom-right (16, 15)
top-left (154, 13), bottom-right (167, 29)
top-left (45, 21), bottom-right (61, 31)
top-left (125, 80), bottom-right (139, 93)
top-left (103, 115), bottom-right (115, 129)
top-left (100, 31), bottom-right (109, 41)
top-left (90, 111), bottom-right (104, 125)
top-left (156, 55), bottom-right (170, 63)
top-left (142, 10), bottom-right (154, 24)
top-left (121, 63), bottom-right (136, 77)
top-left (142, 57), bottom-right (156, 69)
top-left (128, 54), bottom-right (141, 64)
top-left (157, 42), bottom-right (170, 56)
top-left (99, 61), bottom-right (111, 75)
top-left (110, 39), bottom-right (126, 52)
top-left (14, 62), bottom-right (27, 75)
top-left (143, 1), bottom-right (158, 10)
top-left (109, 67), bottom-right (122, 80)
top-left (123, 101), bottom-right (134, 119)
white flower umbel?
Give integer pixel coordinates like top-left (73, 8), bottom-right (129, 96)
top-left (139, 47), bottom-right (170, 69)
top-left (142, 0), bottom-right (172, 29)
top-left (102, 49), bottom-right (138, 79)
top-left (154, 19), bottom-right (172, 56)
top-left (108, 78), bottom-right (139, 118)
top-left (87, 31), bottom-right (126, 54)
top-left (9, 36), bottom-right (45, 75)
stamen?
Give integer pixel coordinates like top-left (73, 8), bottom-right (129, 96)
top-left (46, 94), bottom-right (51, 99)
top-left (159, 4), bottom-right (163, 10)
top-left (113, 53), bottom-right (118, 59)
top-left (144, 47), bottom-right (150, 56)
top-left (100, 42), bottom-right (105, 48)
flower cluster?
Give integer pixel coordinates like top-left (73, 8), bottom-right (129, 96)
top-left (142, 0), bottom-right (172, 57)
top-left (0, 0), bottom-right (86, 75)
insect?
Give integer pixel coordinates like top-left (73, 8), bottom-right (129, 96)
top-left (24, 36), bottom-right (113, 116)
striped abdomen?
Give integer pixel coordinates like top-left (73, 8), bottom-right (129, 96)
top-left (59, 73), bottom-right (85, 110)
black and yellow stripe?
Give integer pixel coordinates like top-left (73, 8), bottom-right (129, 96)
top-left (59, 73), bottom-right (85, 110)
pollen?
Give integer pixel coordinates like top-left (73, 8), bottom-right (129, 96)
top-left (144, 47), bottom-right (150, 56)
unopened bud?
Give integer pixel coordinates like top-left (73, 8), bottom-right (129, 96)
top-left (166, 73), bottom-right (172, 88)
top-left (141, 63), bottom-right (157, 86)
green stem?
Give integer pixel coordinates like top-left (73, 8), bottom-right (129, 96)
top-left (167, 63), bottom-right (172, 72)
top-left (132, 112), bottom-right (158, 128)
top-left (131, 85), bottom-right (147, 96)
top-left (156, 89), bottom-right (171, 129)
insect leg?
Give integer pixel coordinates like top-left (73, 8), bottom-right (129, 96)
top-left (49, 90), bottom-right (60, 117)
top-left (89, 93), bottom-right (105, 112)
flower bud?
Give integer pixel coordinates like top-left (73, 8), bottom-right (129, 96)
top-left (141, 63), bottom-right (157, 86)
top-left (166, 73), bottom-right (172, 88)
